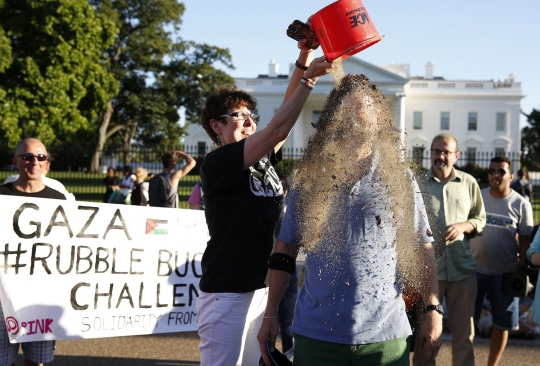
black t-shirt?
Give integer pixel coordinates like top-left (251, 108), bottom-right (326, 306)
top-left (200, 139), bottom-right (283, 293)
top-left (0, 183), bottom-right (66, 200)
top-left (104, 176), bottom-right (120, 192)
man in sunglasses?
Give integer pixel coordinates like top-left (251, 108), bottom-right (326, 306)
top-left (414, 134), bottom-right (486, 366)
top-left (0, 138), bottom-right (65, 366)
top-left (471, 156), bottom-right (533, 366)
top-left (3, 156), bottom-right (74, 200)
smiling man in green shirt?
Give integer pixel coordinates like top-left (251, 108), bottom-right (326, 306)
top-left (414, 134), bottom-right (486, 366)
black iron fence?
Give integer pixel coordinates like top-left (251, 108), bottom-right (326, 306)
top-left (0, 144), bottom-right (303, 208)
top-left (409, 150), bottom-right (522, 185)
top-left (1, 145), bottom-right (537, 217)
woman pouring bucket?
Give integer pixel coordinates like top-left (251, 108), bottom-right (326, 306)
top-left (196, 1), bottom-right (384, 365)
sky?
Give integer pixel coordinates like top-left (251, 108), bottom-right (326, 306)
top-left (178, 0), bottom-right (539, 128)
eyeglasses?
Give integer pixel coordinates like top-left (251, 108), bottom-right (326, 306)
top-left (487, 168), bottom-right (507, 176)
top-left (218, 111), bottom-right (260, 123)
top-left (16, 153), bottom-right (49, 162)
top-left (430, 149), bottom-right (457, 156)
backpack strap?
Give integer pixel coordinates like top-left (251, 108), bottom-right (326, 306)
top-left (159, 173), bottom-right (169, 205)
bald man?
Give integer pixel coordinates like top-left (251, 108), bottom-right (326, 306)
top-left (3, 158), bottom-right (74, 200)
top-left (0, 138), bottom-right (65, 366)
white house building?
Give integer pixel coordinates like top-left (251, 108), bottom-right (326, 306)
top-left (185, 58), bottom-right (524, 167)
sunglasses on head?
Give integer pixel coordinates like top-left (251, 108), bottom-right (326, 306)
top-left (17, 153), bottom-right (48, 162)
top-left (487, 168), bottom-right (507, 176)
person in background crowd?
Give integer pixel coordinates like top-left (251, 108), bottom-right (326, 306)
top-left (188, 182), bottom-right (204, 210)
top-left (416, 134), bottom-right (486, 366)
top-left (4, 155), bottom-right (75, 200)
top-left (120, 165), bottom-right (135, 203)
top-left (103, 167), bottom-right (120, 203)
top-left (0, 138), bottom-right (66, 366)
top-left (510, 169), bottom-right (533, 203)
top-left (508, 297), bottom-right (540, 340)
top-left (527, 225), bottom-right (540, 332)
top-left (149, 151), bottom-right (196, 208)
top-left (471, 156), bottom-right (533, 366)
top-left (131, 166), bottom-right (150, 206)
top-left (196, 29), bottom-right (334, 365)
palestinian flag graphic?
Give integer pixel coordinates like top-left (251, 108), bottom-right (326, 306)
top-left (146, 219), bottom-right (168, 235)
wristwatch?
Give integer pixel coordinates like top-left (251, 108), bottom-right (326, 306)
top-left (423, 304), bottom-right (444, 315)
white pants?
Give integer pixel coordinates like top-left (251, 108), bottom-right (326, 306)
top-left (196, 288), bottom-right (268, 366)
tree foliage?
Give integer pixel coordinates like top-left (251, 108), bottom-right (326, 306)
top-left (0, 0), bottom-right (118, 149)
top-left (521, 108), bottom-right (540, 170)
top-left (91, 0), bottom-right (235, 155)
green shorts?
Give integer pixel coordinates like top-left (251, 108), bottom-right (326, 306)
top-left (293, 333), bottom-right (410, 366)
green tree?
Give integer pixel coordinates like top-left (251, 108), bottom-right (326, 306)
top-left (90, 0), bottom-right (234, 171)
top-left (521, 108), bottom-right (540, 170)
top-left (0, 0), bottom-right (118, 150)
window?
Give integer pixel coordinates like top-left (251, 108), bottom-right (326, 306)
top-left (412, 146), bottom-right (425, 167)
top-left (197, 141), bottom-right (206, 156)
top-left (468, 112), bottom-right (478, 131)
top-left (413, 112), bottom-right (423, 130)
top-left (440, 112), bottom-right (450, 130)
top-left (495, 148), bottom-right (505, 156)
top-left (496, 112), bottom-right (507, 132)
top-left (312, 111), bottom-right (321, 127)
top-left (467, 147), bottom-right (477, 165)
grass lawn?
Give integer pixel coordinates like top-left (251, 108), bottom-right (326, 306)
top-left (1, 171), bottom-right (539, 221)
top-left (0, 171), bottom-right (200, 209)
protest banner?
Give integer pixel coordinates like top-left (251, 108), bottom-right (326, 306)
top-left (0, 195), bottom-right (208, 342)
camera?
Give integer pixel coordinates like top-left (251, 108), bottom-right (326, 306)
top-left (502, 262), bottom-right (539, 297)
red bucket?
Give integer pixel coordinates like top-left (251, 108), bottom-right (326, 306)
top-left (311, 0), bottom-right (382, 62)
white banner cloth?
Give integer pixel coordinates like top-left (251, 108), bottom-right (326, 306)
top-left (0, 196), bottom-right (207, 342)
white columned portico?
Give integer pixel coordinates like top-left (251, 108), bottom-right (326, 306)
top-left (396, 93), bottom-right (406, 146)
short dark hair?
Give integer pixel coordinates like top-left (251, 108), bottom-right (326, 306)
top-left (517, 169), bottom-right (524, 178)
top-left (490, 156), bottom-right (513, 171)
top-left (200, 86), bottom-right (257, 144)
top-left (123, 165), bottom-right (133, 174)
top-left (162, 152), bottom-right (175, 168)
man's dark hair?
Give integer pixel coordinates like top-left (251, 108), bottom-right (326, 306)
top-left (123, 165), bottom-right (133, 174)
top-left (200, 86), bottom-right (257, 144)
top-left (162, 152), bottom-right (175, 169)
top-left (490, 156), bottom-right (513, 171)
top-left (517, 169), bottom-right (524, 178)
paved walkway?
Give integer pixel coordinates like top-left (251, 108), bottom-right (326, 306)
top-left (13, 331), bottom-right (540, 365)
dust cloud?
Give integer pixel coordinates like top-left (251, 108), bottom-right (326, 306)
top-left (291, 62), bottom-right (430, 292)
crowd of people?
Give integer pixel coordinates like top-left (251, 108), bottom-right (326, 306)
top-left (1, 32), bottom-right (539, 366)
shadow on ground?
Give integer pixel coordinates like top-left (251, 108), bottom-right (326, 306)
top-left (17, 355), bottom-right (200, 366)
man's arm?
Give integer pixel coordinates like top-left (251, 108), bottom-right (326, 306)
top-left (169, 151), bottom-right (196, 189)
top-left (531, 252), bottom-right (540, 266)
top-left (257, 240), bottom-right (299, 366)
top-left (443, 221), bottom-right (475, 241)
top-left (518, 235), bottom-right (531, 264)
top-left (445, 181), bottom-right (486, 241)
top-left (415, 243), bottom-right (443, 366)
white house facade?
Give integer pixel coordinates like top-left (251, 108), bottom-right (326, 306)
top-left (185, 58), bottom-right (524, 166)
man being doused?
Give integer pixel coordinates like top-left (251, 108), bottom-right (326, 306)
top-left (258, 74), bottom-right (442, 366)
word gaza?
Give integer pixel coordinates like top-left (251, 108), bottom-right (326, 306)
top-left (13, 203), bottom-right (131, 240)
